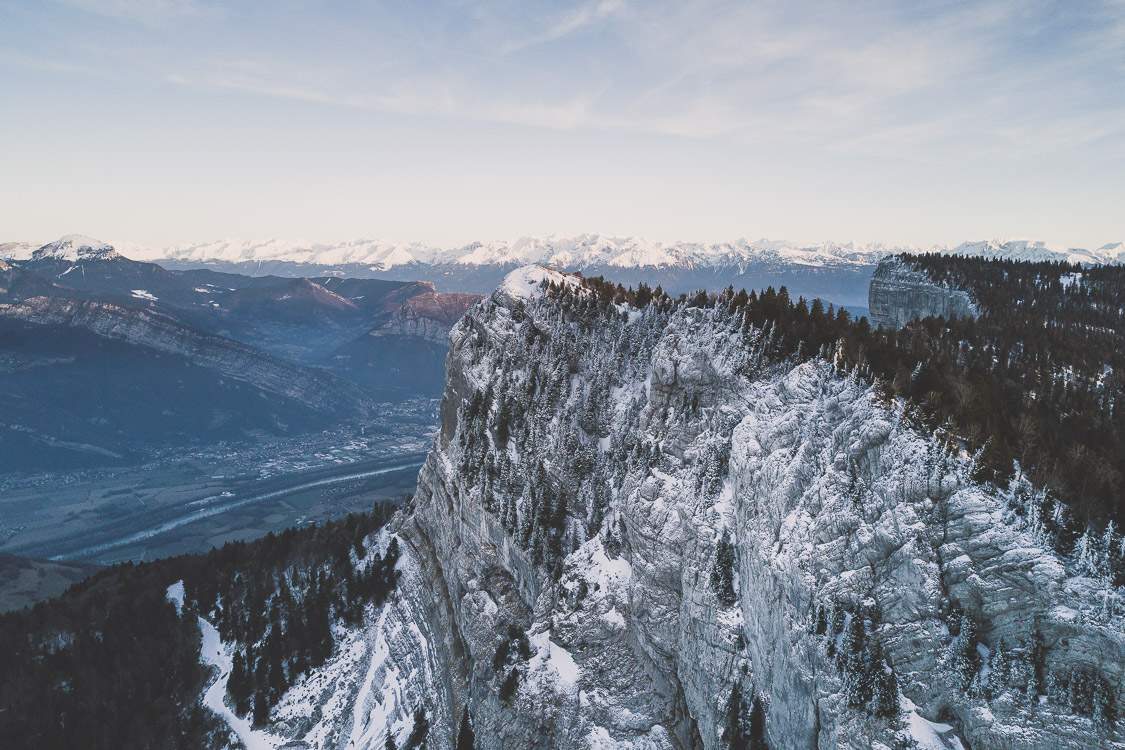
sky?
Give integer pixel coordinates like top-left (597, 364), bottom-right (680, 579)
top-left (1, 0), bottom-right (1123, 249)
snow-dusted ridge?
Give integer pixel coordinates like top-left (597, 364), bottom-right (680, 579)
top-left (115, 235), bottom-right (1123, 270)
top-left (498, 264), bottom-right (585, 300)
top-left (164, 264), bottom-right (1125, 749)
top-left (30, 234), bottom-right (117, 262)
top-left (6, 234), bottom-right (1121, 270)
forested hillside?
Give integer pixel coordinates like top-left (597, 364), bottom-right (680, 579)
top-left (0, 502), bottom-right (401, 748)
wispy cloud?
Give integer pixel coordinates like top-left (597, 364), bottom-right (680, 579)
top-left (11, 0), bottom-right (1125, 159)
top-left (54, 0), bottom-right (217, 25)
top-left (499, 0), bottom-right (624, 53)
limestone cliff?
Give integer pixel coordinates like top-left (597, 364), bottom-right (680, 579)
top-left (234, 266), bottom-right (1124, 750)
top-left (869, 257), bottom-right (978, 329)
top-left (367, 291), bottom-right (483, 344)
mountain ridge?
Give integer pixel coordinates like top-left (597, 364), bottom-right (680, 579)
top-left (96, 235), bottom-right (1125, 269)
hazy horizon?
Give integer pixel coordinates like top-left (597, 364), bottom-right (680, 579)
top-left (2, 1), bottom-right (1123, 248)
top-left (6, 232), bottom-right (1125, 257)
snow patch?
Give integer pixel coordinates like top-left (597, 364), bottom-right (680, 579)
top-left (198, 616), bottom-right (281, 750)
top-left (166, 580), bottom-right (184, 615)
top-left (902, 697), bottom-right (966, 750)
top-left (602, 607), bottom-right (626, 629)
top-left (131, 289), bottom-right (158, 302)
top-left (528, 629), bottom-right (580, 691)
top-left (499, 264), bottom-right (583, 300)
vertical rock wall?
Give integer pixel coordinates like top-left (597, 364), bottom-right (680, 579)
top-left (271, 267), bottom-right (1124, 750)
top-left (868, 257), bottom-right (978, 329)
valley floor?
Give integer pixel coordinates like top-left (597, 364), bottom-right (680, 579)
top-left (0, 400), bottom-right (438, 565)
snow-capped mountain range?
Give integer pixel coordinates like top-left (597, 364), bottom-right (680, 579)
top-left (6, 234), bottom-right (1123, 271)
top-left (5, 234), bottom-right (1123, 312)
top-left (115, 235), bottom-right (1125, 270)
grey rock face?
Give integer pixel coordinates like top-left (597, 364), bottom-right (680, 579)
top-left (249, 271), bottom-right (1124, 750)
top-left (366, 291), bottom-right (482, 344)
top-left (868, 257), bottom-right (978, 329)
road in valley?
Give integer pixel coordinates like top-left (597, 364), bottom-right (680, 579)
top-left (5, 454), bottom-right (426, 563)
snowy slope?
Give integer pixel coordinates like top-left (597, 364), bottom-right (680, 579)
top-left (31, 234), bottom-right (117, 262)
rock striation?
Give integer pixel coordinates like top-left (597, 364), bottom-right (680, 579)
top-left (366, 291), bottom-right (483, 344)
top-left (868, 257), bottom-right (978, 329)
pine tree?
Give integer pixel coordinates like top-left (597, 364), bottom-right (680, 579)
top-left (499, 669), bottom-right (520, 703)
top-left (1092, 671), bottom-right (1115, 727)
top-left (748, 694), bottom-right (769, 750)
top-left (456, 707), bottom-right (476, 750)
top-left (711, 532), bottom-right (737, 606)
top-left (970, 436), bottom-right (1014, 488)
top-left (949, 613), bottom-right (980, 693)
top-left (252, 690), bottom-right (270, 727)
top-left (868, 641), bottom-right (899, 719)
top-left (404, 706), bottom-right (429, 750)
top-left (722, 683), bottom-right (748, 750)
top-left (839, 613), bottom-right (865, 671)
top-left (229, 649), bottom-right (252, 716)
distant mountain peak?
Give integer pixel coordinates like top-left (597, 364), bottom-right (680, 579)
top-left (32, 234), bottom-right (117, 262)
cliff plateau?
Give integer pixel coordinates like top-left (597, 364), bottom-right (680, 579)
top-left (868, 258), bottom-right (978, 330)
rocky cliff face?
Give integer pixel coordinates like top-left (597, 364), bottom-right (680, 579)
top-left (235, 266), bottom-right (1125, 750)
top-left (367, 291), bottom-right (483, 343)
top-left (869, 257), bottom-right (978, 329)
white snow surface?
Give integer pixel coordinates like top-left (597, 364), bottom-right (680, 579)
top-left (499, 264), bottom-right (583, 300)
top-left (165, 580), bottom-right (184, 615)
top-left (527, 629), bottom-right (581, 692)
top-left (30, 234), bottom-right (117, 262)
top-left (130, 289), bottom-right (158, 302)
top-left (902, 697), bottom-right (967, 750)
top-left (198, 616), bottom-right (281, 750)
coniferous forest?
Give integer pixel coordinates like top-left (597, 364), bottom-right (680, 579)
top-left (0, 502), bottom-right (400, 748)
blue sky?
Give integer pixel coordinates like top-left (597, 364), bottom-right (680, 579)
top-left (1, 0), bottom-right (1123, 247)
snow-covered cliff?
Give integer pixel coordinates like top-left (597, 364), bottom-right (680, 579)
top-left (228, 265), bottom-right (1125, 749)
top-left (868, 257), bottom-right (978, 330)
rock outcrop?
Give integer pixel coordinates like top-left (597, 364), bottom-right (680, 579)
top-left (244, 266), bottom-right (1125, 750)
top-left (366, 291), bottom-right (483, 344)
top-left (869, 256), bottom-right (978, 329)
